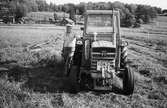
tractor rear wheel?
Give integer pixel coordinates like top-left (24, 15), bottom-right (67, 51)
top-left (123, 65), bottom-right (134, 95)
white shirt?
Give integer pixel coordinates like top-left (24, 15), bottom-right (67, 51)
top-left (63, 32), bottom-right (76, 48)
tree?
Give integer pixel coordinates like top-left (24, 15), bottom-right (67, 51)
top-left (15, 2), bottom-right (28, 20)
top-left (125, 4), bottom-right (137, 14)
top-left (154, 7), bottom-right (162, 14)
top-left (76, 3), bottom-right (86, 15)
top-left (54, 12), bottom-right (58, 21)
top-left (62, 4), bottom-right (70, 13)
top-left (36, 0), bottom-right (49, 11)
top-left (162, 9), bottom-right (167, 14)
top-left (123, 9), bottom-right (136, 27)
top-left (1, 0), bottom-right (160, 26)
top-left (135, 5), bottom-right (157, 24)
top-left (69, 7), bottom-right (76, 22)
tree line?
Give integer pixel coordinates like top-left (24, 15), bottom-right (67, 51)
top-left (0, 0), bottom-right (163, 27)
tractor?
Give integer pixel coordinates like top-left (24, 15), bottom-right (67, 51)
top-left (68, 10), bottom-right (134, 95)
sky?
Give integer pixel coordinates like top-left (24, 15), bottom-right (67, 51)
top-left (45, 0), bottom-right (167, 9)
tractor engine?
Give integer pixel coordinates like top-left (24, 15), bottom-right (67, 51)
top-left (90, 41), bottom-right (116, 89)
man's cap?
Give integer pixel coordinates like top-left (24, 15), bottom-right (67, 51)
top-left (66, 23), bottom-right (73, 27)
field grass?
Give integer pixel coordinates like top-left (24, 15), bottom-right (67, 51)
top-left (27, 12), bottom-right (69, 21)
top-left (0, 16), bottom-right (167, 108)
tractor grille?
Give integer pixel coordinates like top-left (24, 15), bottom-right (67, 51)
top-left (92, 52), bottom-right (115, 59)
top-left (91, 52), bottom-right (115, 71)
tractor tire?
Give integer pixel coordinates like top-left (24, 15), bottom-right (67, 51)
top-left (79, 73), bottom-right (93, 91)
top-left (69, 65), bottom-right (79, 93)
top-left (79, 73), bottom-right (86, 90)
top-left (123, 65), bottom-right (134, 95)
top-left (120, 46), bottom-right (128, 69)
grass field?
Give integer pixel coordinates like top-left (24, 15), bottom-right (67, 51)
top-left (0, 16), bottom-right (167, 108)
top-left (27, 12), bottom-right (69, 21)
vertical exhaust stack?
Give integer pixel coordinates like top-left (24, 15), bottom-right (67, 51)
top-left (116, 10), bottom-right (121, 70)
top-left (93, 32), bottom-right (97, 41)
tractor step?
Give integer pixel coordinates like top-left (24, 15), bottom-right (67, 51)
top-left (94, 86), bottom-right (112, 90)
top-left (94, 86), bottom-right (112, 91)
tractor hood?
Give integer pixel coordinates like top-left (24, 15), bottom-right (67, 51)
top-left (92, 41), bottom-right (116, 48)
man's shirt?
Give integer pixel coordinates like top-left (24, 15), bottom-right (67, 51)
top-left (63, 32), bottom-right (76, 48)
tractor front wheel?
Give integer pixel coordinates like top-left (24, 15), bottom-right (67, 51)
top-left (123, 65), bottom-right (134, 95)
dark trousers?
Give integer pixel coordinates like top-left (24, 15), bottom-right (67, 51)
top-left (63, 47), bottom-right (73, 61)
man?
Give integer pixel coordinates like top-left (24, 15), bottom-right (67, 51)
top-left (63, 24), bottom-right (76, 76)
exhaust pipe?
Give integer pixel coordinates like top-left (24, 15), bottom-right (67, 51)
top-left (93, 32), bottom-right (97, 41)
